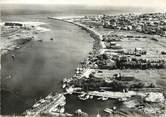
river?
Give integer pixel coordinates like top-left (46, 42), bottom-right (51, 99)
top-left (1, 17), bottom-right (93, 115)
top-left (1, 5), bottom-right (162, 116)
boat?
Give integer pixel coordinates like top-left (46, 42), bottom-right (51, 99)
top-left (118, 97), bottom-right (128, 102)
top-left (59, 101), bottom-right (66, 107)
top-left (32, 103), bottom-right (40, 108)
top-left (11, 55), bottom-right (15, 60)
top-left (66, 87), bottom-right (74, 94)
top-left (6, 75), bottom-right (12, 80)
top-left (15, 46), bottom-right (21, 49)
top-left (63, 78), bottom-right (68, 83)
top-left (96, 111), bottom-right (101, 117)
top-left (45, 94), bottom-right (53, 100)
top-left (51, 108), bottom-right (58, 113)
top-left (65, 113), bottom-right (73, 117)
top-left (62, 84), bottom-right (66, 89)
top-left (78, 93), bottom-right (86, 98)
top-left (39, 99), bottom-right (46, 104)
top-left (79, 96), bottom-right (87, 100)
top-left (85, 95), bottom-right (90, 99)
top-left (102, 97), bottom-right (108, 101)
top-left (38, 39), bottom-right (43, 42)
top-left (59, 107), bottom-right (65, 113)
top-left (89, 95), bottom-right (93, 99)
top-left (104, 108), bottom-right (113, 114)
top-left (79, 94), bottom-right (89, 100)
top-left (97, 97), bottom-right (102, 100)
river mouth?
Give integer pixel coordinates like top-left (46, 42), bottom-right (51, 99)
top-left (1, 18), bottom-right (93, 115)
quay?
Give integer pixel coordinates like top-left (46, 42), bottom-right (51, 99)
top-left (25, 93), bottom-right (66, 117)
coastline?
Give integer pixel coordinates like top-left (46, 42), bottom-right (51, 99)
top-left (1, 18), bottom-right (94, 116)
top-left (44, 15), bottom-right (166, 117)
top-left (24, 17), bottom-right (103, 116)
top-left (48, 16), bottom-right (104, 50)
top-left (0, 21), bottom-right (50, 55)
top-left (11, 13), bottom-right (166, 117)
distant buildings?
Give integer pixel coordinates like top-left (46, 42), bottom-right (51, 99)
top-left (5, 22), bottom-right (23, 27)
top-left (101, 13), bottom-right (166, 36)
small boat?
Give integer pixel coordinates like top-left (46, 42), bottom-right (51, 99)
top-left (102, 97), bottom-right (108, 101)
top-left (104, 108), bottom-right (113, 114)
top-left (78, 93), bottom-right (86, 98)
top-left (76, 71), bottom-right (80, 74)
top-left (51, 108), bottom-right (58, 113)
top-left (89, 95), bottom-right (93, 99)
top-left (11, 55), bottom-right (15, 60)
top-left (79, 94), bottom-right (89, 100)
top-left (63, 78), bottom-right (67, 83)
top-left (59, 101), bottom-right (66, 106)
top-left (66, 87), bottom-right (74, 94)
top-left (39, 99), bottom-right (46, 104)
top-left (97, 97), bottom-right (102, 100)
top-left (118, 97), bottom-right (127, 102)
top-left (15, 46), bottom-right (20, 49)
top-left (85, 95), bottom-right (90, 99)
top-left (62, 84), bottom-right (66, 89)
top-left (113, 106), bottom-right (117, 111)
top-left (96, 111), bottom-right (101, 117)
top-left (6, 75), bottom-right (12, 80)
top-left (65, 113), bottom-right (73, 117)
top-left (32, 103), bottom-right (40, 108)
top-left (34, 32), bottom-right (38, 34)
top-left (79, 97), bottom-right (86, 100)
top-left (38, 39), bottom-right (43, 42)
top-left (59, 107), bottom-right (65, 113)
top-left (45, 94), bottom-right (53, 100)
top-left (50, 38), bottom-right (54, 40)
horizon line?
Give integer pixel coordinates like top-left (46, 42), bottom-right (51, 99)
top-left (0, 3), bottom-right (166, 8)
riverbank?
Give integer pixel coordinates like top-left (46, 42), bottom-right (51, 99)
top-left (52, 15), bottom-right (166, 117)
top-left (1, 18), bottom-right (93, 115)
top-left (0, 21), bottom-right (50, 56)
top-left (24, 17), bottom-right (103, 116)
top-left (25, 13), bottom-right (166, 117)
top-left (48, 17), bottom-right (105, 50)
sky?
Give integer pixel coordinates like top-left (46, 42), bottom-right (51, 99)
top-left (0, 0), bottom-right (166, 8)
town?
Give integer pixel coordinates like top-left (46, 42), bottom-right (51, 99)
top-left (24, 12), bottom-right (166, 117)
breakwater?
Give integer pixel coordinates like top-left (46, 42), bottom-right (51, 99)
top-left (48, 17), bottom-right (102, 41)
top-left (48, 17), bottom-right (106, 51)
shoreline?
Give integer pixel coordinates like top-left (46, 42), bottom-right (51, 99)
top-left (22, 14), bottom-right (166, 117)
top-left (24, 17), bottom-right (103, 116)
top-left (48, 16), bottom-right (105, 50)
top-left (0, 37), bottom-right (33, 55)
top-left (45, 16), bottom-right (166, 117)
top-left (0, 21), bottom-right (50, 56)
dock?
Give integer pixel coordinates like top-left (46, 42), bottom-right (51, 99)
top-left (25, 93), bottom-right (66, 117)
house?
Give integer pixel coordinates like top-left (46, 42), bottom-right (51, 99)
top-left (5, 22), bottom-right (23, 27)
